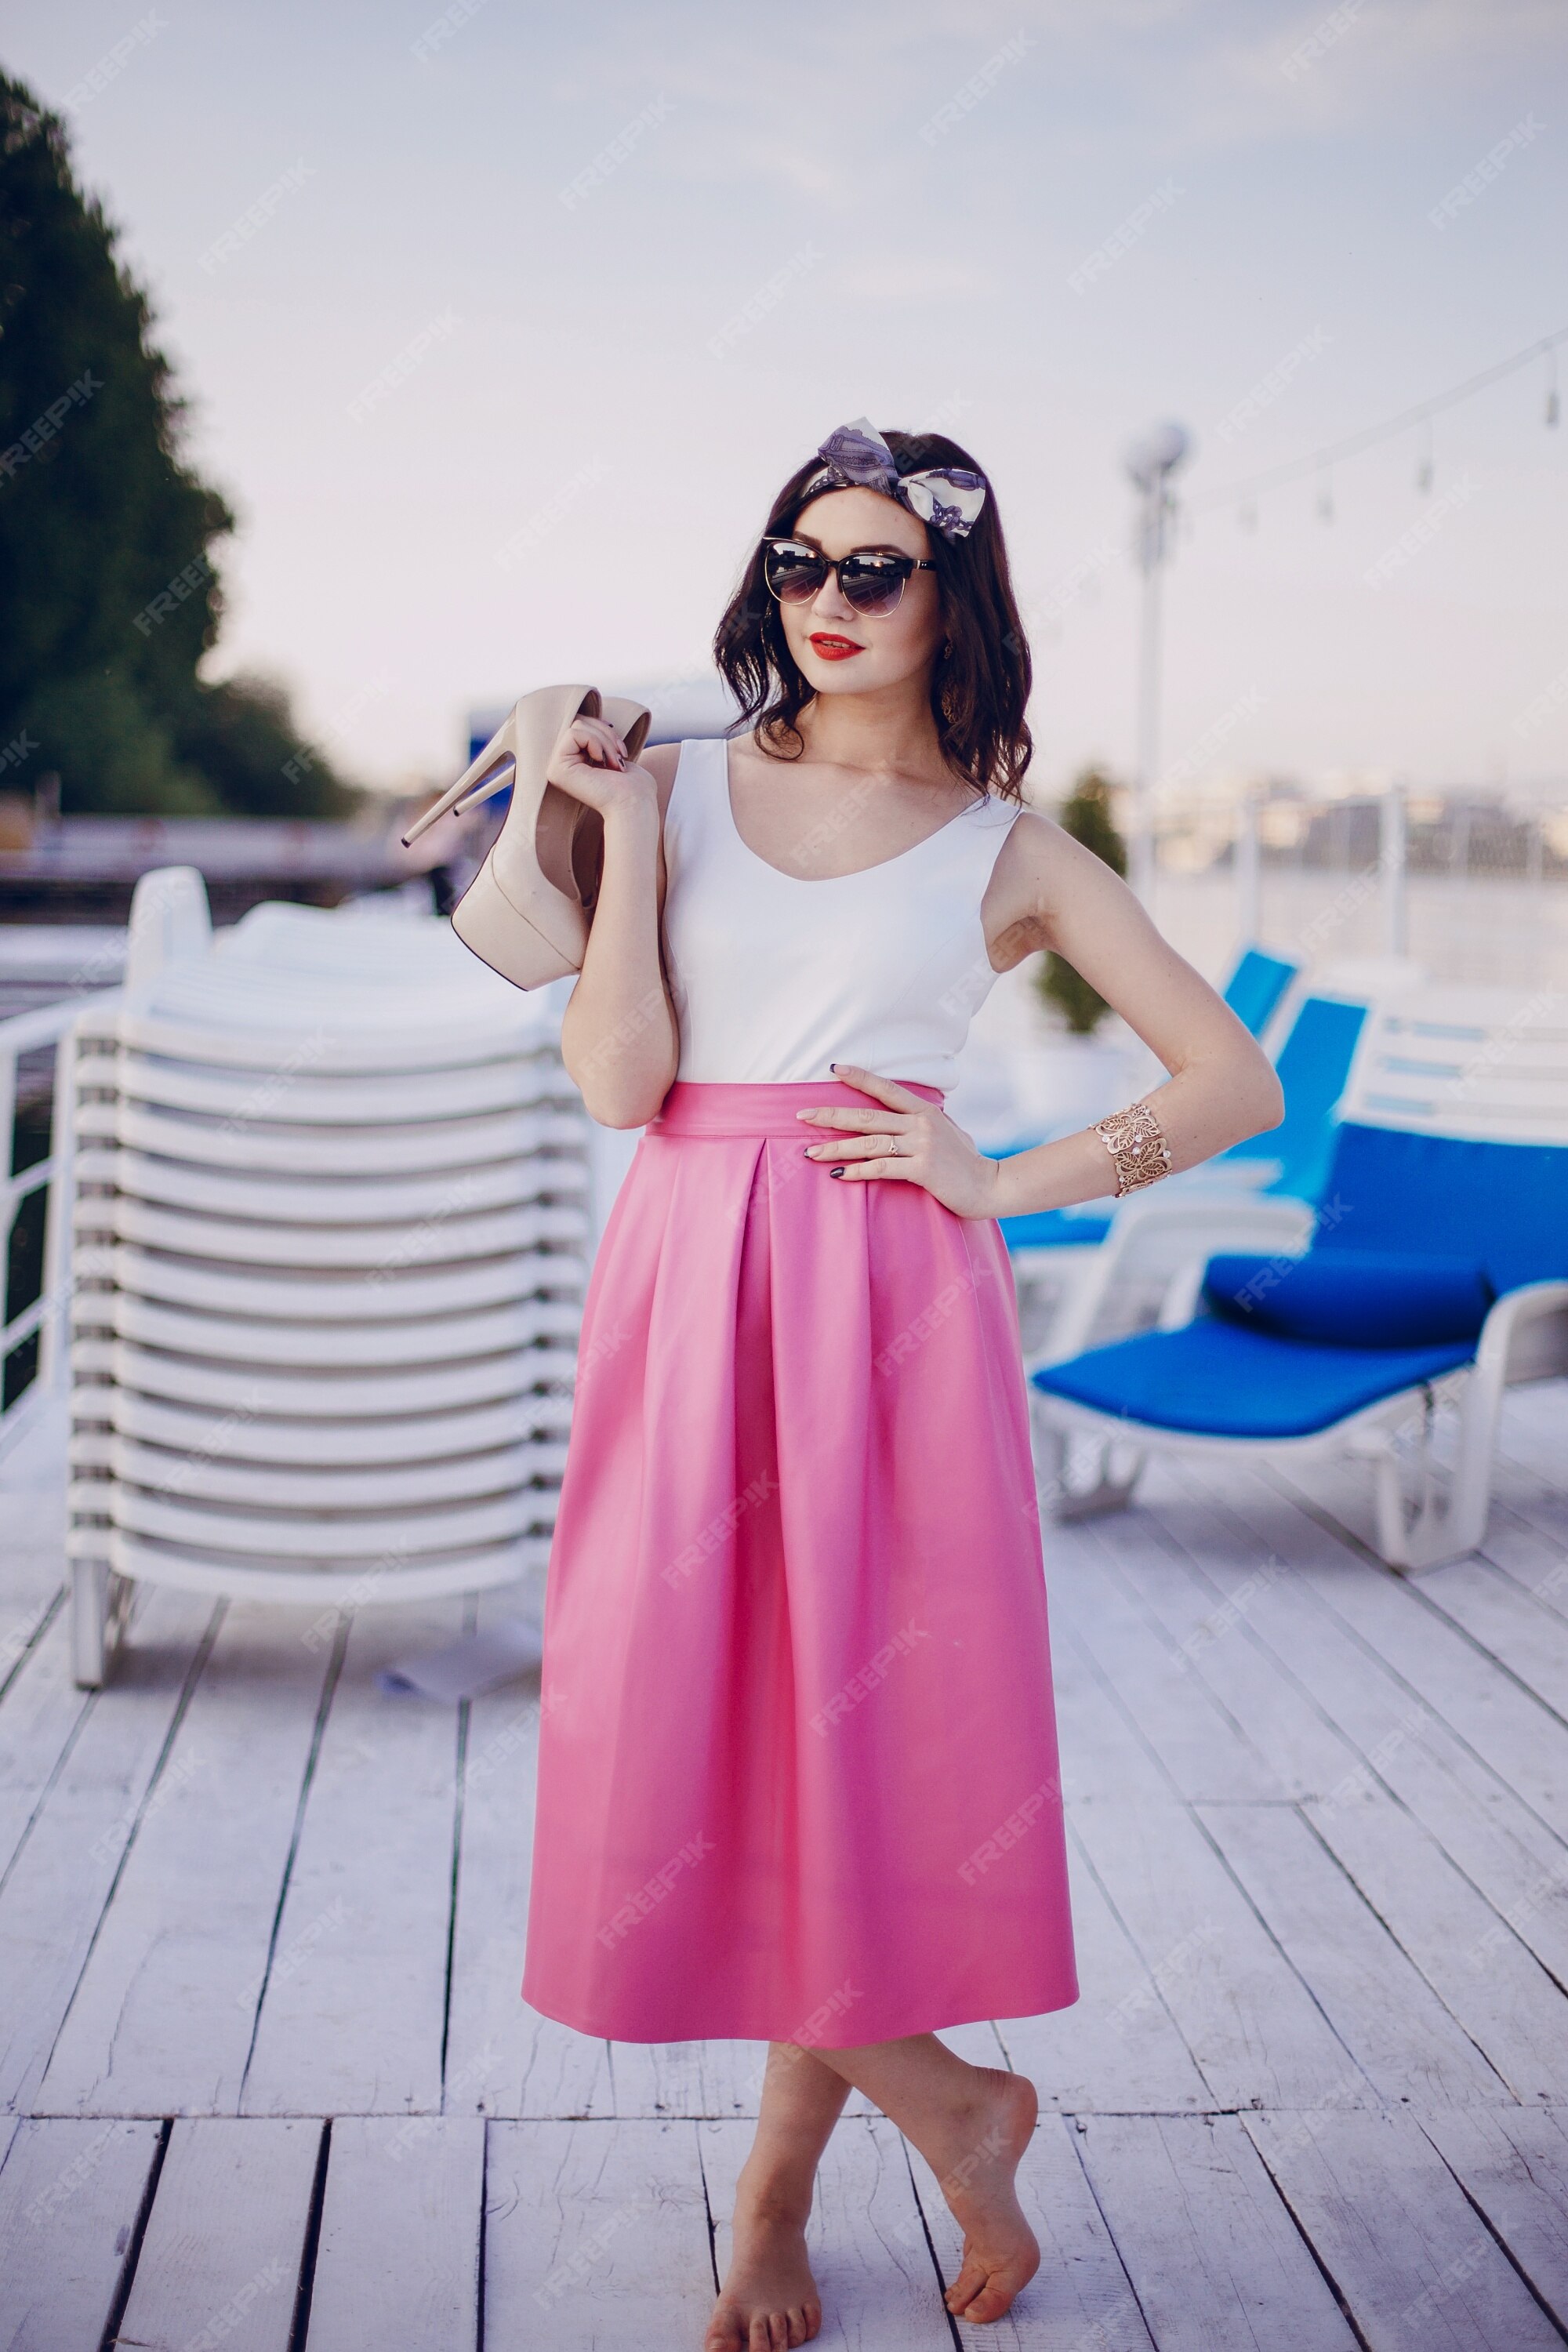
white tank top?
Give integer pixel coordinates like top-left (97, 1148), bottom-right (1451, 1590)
top-left (660, 735), bottom-right (1022, 1091)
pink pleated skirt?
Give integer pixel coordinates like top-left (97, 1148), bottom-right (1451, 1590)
top-left (521, 1080), bottom-right (1078, 2045)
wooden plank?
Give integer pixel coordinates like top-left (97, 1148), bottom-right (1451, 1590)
top-left (1069, 1794), bottom-right (1367, 2111)
top-left (610, 2034), bottom-right (813, 2122)
top-left (36, 1603), bottom-right (336, 2117)
top-left (1415, 1556), bottom-right (1568, 1726)
top-left (1074, 2111), bottom-right (1359, 2350)
top-left (485, 2118), bottom-right (715, 2346)
top-left (1304, 1784), bottom-right (1568, 2103)
top-left (700, 2112), bottom-right (957, 2348)
top-left (906, 2112), bottom-right (1156, 2348)
top-left (1160, 1458), bottom-right (1568, 1988)
top-left (1244, 2106), bottom-right (1565, 2350)
top-left (998, 1828), bottom-right (1212, 2114)
top-left (1059, 1518), bottom-right (1293, 1800)
top-left (1258, 1461), bottom-right (1568, 1846)
top-left (240, 1601), bottom-right (466, 2117)
top-left (0, 1584), bottom-right (218, 2113)
top-left (441, 1624), bottom-right (614, 2120)
top-left (1196, 1800), bottom-right (1514, 2107)
top-left (0, 2115), bottom-right (162, 2351)
top-left (116, 2117), bottom-right (317, 2352)
top-left (307, 2115), bottom-right (482, 2349)
top-left (1419, 2106), bottom-right (1568, 2329)
top-left (1103, 1511), bottom-right (1377, 1801)
top-left (1049, 1610), bottom-right (1177, 1808)
top-left (0, 1606), bottom-right (91, 1883)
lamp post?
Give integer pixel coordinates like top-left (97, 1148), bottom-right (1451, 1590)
top-left (1124, 420), bottom-right (1193, 906)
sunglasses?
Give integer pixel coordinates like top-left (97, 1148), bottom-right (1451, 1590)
top-left (761, 537), bottom-right (937, 618)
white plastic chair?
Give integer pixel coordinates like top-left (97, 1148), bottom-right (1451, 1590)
top-left (67, 873), bottom-right (593, 1682)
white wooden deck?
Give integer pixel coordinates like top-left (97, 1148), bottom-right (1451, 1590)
top-left (3, 1386), bottom-right (1568, 2350)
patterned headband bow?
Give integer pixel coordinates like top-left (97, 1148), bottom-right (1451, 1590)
top-left (799, 416), bottom-right (988, 542)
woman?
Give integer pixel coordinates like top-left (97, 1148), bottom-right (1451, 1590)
top-left (522, 419), bottom-right (1282, 2346)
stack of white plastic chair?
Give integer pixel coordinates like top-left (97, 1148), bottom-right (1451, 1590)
top-left (65, 868), bottom-right (589, 1685)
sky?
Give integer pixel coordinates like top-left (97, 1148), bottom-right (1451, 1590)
top-left (8, 0), bottom-right (1568, 800)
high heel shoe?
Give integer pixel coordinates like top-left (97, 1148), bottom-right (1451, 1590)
top-left (401, 684), bottom-right (652, 989)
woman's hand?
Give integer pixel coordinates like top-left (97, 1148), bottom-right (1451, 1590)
top-left (546, 714), bottom-right (656, 818)
top-left (797, 1067), bottom-right (1004, 1218)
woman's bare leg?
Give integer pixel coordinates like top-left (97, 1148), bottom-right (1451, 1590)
top-left (812, 2034), bottom-right (1039, 2324)
top-left (705, 2042), bottom-right (851, 2350)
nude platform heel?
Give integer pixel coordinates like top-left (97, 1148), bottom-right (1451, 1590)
top-left (402, 684), bottom-right (652, 989)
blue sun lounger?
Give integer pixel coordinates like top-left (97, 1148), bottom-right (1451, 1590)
top-left (1029, 985), bottom-right (1568, 1570)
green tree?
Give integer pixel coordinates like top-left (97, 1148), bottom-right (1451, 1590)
top-left (0, 73), bottom-right (354, 815)
top-left (1034, 767), bottom-right (1127, 1034)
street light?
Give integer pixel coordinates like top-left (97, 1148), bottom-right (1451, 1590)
top-left (1123, 419), bottom-right (1193, 905)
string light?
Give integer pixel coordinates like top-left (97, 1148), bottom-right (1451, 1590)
top-left (1188, 322), bottom-right (1568, 524)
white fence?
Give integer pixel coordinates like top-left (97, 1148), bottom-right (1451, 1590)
top-left (1145, 786), bottom-right (1568, 992)
top-left (0, 998), bottom-right (87, 1448)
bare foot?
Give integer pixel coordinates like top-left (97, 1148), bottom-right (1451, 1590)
top-left (706, 2195), bottom-right (822, 2350)
top-left (920, 2066), bottom-right (1040, 2325)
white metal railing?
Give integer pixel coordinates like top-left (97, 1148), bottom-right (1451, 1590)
top-left (1142, 783), bottom-right (1568, 994)
top-left (0, 997), bottom-right (96, 1449)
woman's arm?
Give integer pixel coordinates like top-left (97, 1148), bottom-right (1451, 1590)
top-left (985, 813), bottom-right (1283, 1217)
top-left (800, 811), bottom-right (1283, 1216)
top-left (554, 727), bottom-right (681, 1127)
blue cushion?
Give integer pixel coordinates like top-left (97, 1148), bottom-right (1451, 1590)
top-left (1224, 948), bottom-right (1298, 1039)
top-left (1033, 1321), bottom-right (1476, 1439)
top-left (1203, 1250), bottom-right (1494, 1348)
top-left (1322, 1123), bottom-right (1568, 1297)
top-left (1000, 1207), bottom-right (1112, 1251)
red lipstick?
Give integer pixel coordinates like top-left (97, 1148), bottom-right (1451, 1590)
top-left (808, 633), bottom-right (865, 661)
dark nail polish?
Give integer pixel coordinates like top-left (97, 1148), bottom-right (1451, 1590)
top-left (829, 1166), bottom-right (844, 1177)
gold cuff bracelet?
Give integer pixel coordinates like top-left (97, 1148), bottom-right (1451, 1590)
top-left (1093, 1099), bottom-right (1173, 1197)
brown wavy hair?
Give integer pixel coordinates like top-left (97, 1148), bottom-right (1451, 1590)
top-left (713, 429), bottom-right (1033, 801)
